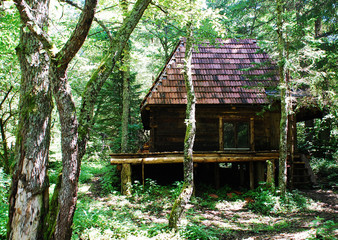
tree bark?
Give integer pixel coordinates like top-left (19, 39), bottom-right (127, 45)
top-left (12, 0), bottom-right (151, 238)
top-left (48, 0), bottom-right (97, 238)
top-left (120, 0), bottom-right (132, 196)
top-left (276, 0), bottom-right (288, 196)
top-left (8, 0), bottom-right (52, 238)
top-left (0, 118), bottom-right (10, 174)
top-left (168, 8), bottom-right (195, 228)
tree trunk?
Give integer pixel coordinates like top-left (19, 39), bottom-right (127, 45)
top-left (276, 0), bottom-right (288, 196)
top-left (49, 65), bottom-right (80, 240)
top-left (8, 0), bottom-right (52, 238)
top-left (12, 0), bottom-right (151, 238)
top-left (168, 11), bottom-right (195, 229)
top-left (120, 0), bottom-right (132, 195)
top-left (0, 118), bottom-right (10, 174)
top-left (0, 87), bottom-right (13, 174)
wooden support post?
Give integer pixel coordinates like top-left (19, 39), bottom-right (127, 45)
top-left (142, 160), bottom-right (145, 189)
top-left (250, 117), bottom-right (255, 151)
top-left (266, 159), bottom-right (275, 188)
top-left (239, 163), bottom-right (245, 186)
top-left (121, 164), bottom-right (132, 196)
top-left (256, 162), bottom-right (265, 184)
top-left (214, 163), bottom-right (220, 189)
top-left (249, 161), bottom-right (254, 190)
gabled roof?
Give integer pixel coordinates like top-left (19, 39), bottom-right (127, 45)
top-left (141, 38), bottom-right (279, 109)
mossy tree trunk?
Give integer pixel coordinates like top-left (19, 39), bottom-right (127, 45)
top-left (8, 0), bottom-right (52, 238)
top-left (120, 0), bottom-right (132, 196)
top-left (12, 0), bottom-right (151, 238)
top-left (276, 0), bottom-right (289, 196)
top-left (168, 6), bottom-right (195, 229)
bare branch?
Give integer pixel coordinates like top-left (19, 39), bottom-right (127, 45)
top-left (56, 0), bottom-right (98, 68)
top-left (150, 2), bottom-right (168, 14)
top-left (0, 86), bottom-right (13, 109)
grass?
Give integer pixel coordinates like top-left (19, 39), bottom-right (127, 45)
top-left (0, 162), bottom-right (337, 239)
top-left (70, 161), bottom-right (338, 240)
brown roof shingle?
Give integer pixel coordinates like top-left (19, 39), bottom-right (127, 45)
top-left (141, 38), bottom-right (278, 108)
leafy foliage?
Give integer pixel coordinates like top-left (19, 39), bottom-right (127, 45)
top-left (309, 217), bottom-right (338, 240)
top-left (244, 185), bottom-right (308, 215)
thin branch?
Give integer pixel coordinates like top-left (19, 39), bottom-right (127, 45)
top-left (315, 30), bottom-right (338, 39)
top-left (0, 86), bottom-right (12, 109)
top-left (96, 4), bottom-right (119, 14)
top-left (62, 0), bottom-right (113, 43)
top-left (150, 2), bottom-right (168, 14)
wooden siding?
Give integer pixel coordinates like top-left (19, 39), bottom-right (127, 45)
top-left (148, 105), bottom-right (280, 152)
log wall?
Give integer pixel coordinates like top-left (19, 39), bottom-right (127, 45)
top-left (148, 105), bottom-right (280, 152)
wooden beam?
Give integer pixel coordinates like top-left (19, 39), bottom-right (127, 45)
top-left (111, 155), bottom-right (279, 164)
top-left (249, 162), bottom-right (254, 190)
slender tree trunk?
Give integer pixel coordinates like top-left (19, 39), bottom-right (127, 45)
top-left (276, 0), bottom-right (288, 196)
top-left (120, 0), bottom-right (132, 196)
top-left (49, 65), bottom-right (80, 240)
top-left (8, 0), bottom-right (52, 238)
top-left (0, 87), bottom-right (13, 174)
top-left (0, 118), bottom-right (10, 174)
top-left (168, 9), bottom-right (195, 229)
top-left (47, 1), bottom-right (97, 238)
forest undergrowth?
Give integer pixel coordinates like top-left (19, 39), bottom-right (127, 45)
top-left (0, 161), bottom-right (337, 240)
top-left (71, 161), bottom-right (337, 240)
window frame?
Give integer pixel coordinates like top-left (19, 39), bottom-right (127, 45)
top-left (219, 116), bottom-right (255, 151)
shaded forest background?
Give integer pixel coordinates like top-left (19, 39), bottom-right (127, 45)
top-left (0, 0), bottom-right (337, 239)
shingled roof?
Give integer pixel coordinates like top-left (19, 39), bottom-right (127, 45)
top-left (141, 38), bottom-right (279, 109)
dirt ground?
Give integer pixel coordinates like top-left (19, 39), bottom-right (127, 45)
top-left (81, 178), bottom-right (338, 239)
top-left (218, 189), bottom-right (338, 239)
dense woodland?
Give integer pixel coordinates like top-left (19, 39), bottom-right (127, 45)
top-left (0, 0), bottom-right (337, 239)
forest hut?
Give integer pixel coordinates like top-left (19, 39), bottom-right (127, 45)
top-left (111, 38), bottom-right (318, 190)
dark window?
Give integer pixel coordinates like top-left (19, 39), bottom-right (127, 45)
top-left (223, 122), bottom-right (249, 149)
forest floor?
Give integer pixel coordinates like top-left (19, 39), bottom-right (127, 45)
top-left (72, 163), bottom-right (338, 240)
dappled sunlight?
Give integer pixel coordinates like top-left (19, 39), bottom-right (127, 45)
top-left (78, 184), bottom-right (90, 194)
top-left (215, 199), bottom-right (246, 211)
top-left (71, 161), bottom-right (338, 239)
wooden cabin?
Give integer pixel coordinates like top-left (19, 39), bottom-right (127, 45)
top-left (111, 39), bottom-right (317, 190)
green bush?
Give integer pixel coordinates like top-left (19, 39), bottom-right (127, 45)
top-left (309, 217), bottom-right (338, 240)
top-left (311, 157), bottom-right (338, 188)
top-left (244, 185), bottom-right (308, 215)
top-left (100, 165), bottom-right (120, 194)
top-left (180, 222), bottom-right (229, 240)
top-left (0, 168), bottom-right (10, 238)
